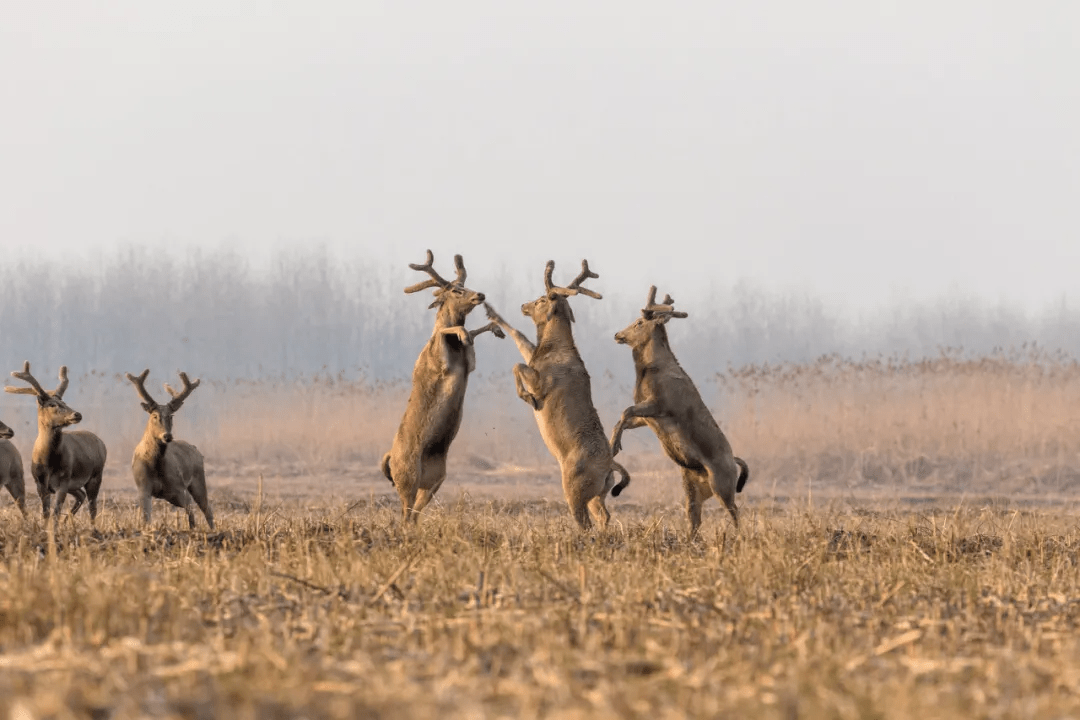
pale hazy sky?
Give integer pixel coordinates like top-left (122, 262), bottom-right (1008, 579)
top-left (1, 2), bottom-right (1077, 314)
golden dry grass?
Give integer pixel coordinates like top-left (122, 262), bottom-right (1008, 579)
top-left (2, 353), bottom-right (1080, 718)
top-left (1, 500), bottom-right (1079, 719)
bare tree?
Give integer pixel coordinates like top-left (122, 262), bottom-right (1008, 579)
top-left (381, 250), bottom-right (504, 523)
top-left (610, 287), bottom-right (749, 535)
top-left (126, 369), bottom-right (213, 529)
top-left (4, 362), bottom-right (107, 525)
top-left (0, 418), bottom-right (26, 516)
top-left (484, 260), bottom-right (630, 530)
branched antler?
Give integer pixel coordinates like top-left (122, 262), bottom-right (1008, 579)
top-left (164, 372), bottom-right (201, 411)
top-left (545, 260), bottom-right (602, 299)
top-left (7, 361), bottom-right (48, 398)
top-left (126, 369), bottom-right (158, 406)
top-left (643, 286), bottom-right (688, 319)
top-left (404, 250), bottom-right (451, 294)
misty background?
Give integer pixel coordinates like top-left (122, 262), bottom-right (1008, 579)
top-left (2, 3), bottom-right (1079, 397)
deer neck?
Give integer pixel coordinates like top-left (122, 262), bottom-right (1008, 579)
top-left (135, 422), bottom-right (168, 466)
top-left (534, 312), bottom-right (577, 353)
top-left (432, 305), bottom-right (469, 334)
top-left (34, 417), bottom-right (66, 463)
top-left (632, 330), bottom-right (678, 371)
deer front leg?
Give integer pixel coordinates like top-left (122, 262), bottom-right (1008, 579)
top-left (469, 322), bottom-right (505, 341)
top-left (512, 364), bottom-right (545, 410)
top-left (485, 303), bottom-right (535, 362)
top-left (438, 326), bottom-right (472, 345)
top-left (610, 401), bottom-right (663, 456)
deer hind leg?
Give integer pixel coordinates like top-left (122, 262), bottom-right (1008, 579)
top-left (189, 469), bottom-right (214, 530)
top-left (412, 454), bottom-right (447, 516)
top-left (182, 490), bottom-right (197, 529)
top-left (391, 456), bottom-right (422, 524)
top-left (6, 473), bottom-right (27, 517)
top-left (707, 462), bottom-right (739, 528)
top-left (84, 472), bottom-right (103, 524)
top-left (682, 469), bottom-right (707, 538)
top-left (587, 494), bottom-right (610, 531)
top-left (68, 486), bottom-right (87, 517)
top-left (562, 468), bottom-right (593, 531)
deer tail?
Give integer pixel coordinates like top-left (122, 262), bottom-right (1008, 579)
top-left (380, 453), bottom-right (394, 486)
top-left (735, 457), bottom-right (749, 493)
top-left (611, 460), bottom-right (631, 497)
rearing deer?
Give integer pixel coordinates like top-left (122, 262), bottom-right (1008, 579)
top-left (4, 362), bottom-right (107, 524)
top-left (484, 260), bottom-right (630, 530)
top-left (0, 418), bottom-right (27, 516)
top-left (610, 287), bottom-right (749, 535)
top-left (126, 369), bottom-right (213, 529)
top-left (381, 250), bottom-right (503, 523)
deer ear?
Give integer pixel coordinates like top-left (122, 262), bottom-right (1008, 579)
top-left (141, 402), bottom-right (155, 413)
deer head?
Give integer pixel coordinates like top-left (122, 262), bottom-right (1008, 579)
top-left (126, 369), bottom-right (201, 445)
top-left (404, 250), bottom-right (487, 325)
top-left (614, 286), bottom-right (688, 347)
top-left (0, 418), bottom-right (12, 440)
top-left (4, 362), bottom-right (82, 429)
top-left (521, 259), bottom-right (601, 326)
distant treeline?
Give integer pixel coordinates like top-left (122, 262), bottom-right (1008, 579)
top-left (2, 245), bottom-right (1079, 383)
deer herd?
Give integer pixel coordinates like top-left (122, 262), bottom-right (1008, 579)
top-left (0, 251), bottom-right (749, 536)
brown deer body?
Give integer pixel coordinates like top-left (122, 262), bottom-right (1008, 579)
top-left (381, 250), bottom-right (503, 523)
top-left (485, 260), bottom-right (629, 530)
top-left (0, 419), bottom-right (27, 516)
top-left (610, 287), bottom-right (749, 535)
top-left (4, 362), bottom-right (107, 524)
top-left (126, 370), bottom-right (213, 529)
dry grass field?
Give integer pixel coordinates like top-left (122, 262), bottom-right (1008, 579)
top-left (2, 351), bottom-right (1080, 718)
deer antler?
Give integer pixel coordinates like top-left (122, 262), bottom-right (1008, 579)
top-left (452, 254), bottom-right (467, 285)
top-left (643, 286), bottom-right (688, 319)
top-left (566, 260), bottom-right (601, 299)
top-left (404, 249), bottom-right (452, 294)
top-left (164, 371), bottom-right (201, 411)
top-left (126, 369), bottom-right (159, 407)
top-left (6, 361), bottom-right (49, 398)
top-left (54, 366), bottom-right (70, 399)
top-left (546, 260), bottom-right (602, 299)
top-left (544, 261), bottom-right (556, 292)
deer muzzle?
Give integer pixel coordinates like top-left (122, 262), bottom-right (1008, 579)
top-left (70, 412), bottom-right (83, 424)
top-left (614, 331), bottom-right (628, 344)
top-left (162, 432), bottom-right (174, 443)
top-left (0, 427), bottom-right (12, 440)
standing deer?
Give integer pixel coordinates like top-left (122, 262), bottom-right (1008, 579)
top-left (0, 418), bottom-right (26, 516)
top-left (609, 287), bottom-right (749, 535)
top-left (126, 369), bottom-right (214, 529)
top-left (4, 362), bottom-right (107, 525)
top-left (381, 250), bottom-right (504, 523)
top-left (484, 260), bottom-right (630, 530)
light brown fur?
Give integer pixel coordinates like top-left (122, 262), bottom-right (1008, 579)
top-left (610, 287), bottom-right (749, 536)
top-left (0, 419), bottom-right (26, 516)
top-left (126, 369), bottom-right (213, 529)
top-left (4, 362), bottom-right (107, 526)
top-left (485, 260), bottom-right (629, 531)
top-left (382, 250), bottom-right (503, 523)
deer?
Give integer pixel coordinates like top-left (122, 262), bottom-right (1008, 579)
top-left (126, 369), bottom-right (214, 529)
top-left (483, 260), bottom-right (630, 531)
top-left (0, 418), bottom-right (27, 516)
top-left (609, 287), bottom-right (750, 536)
top-left (381, 250), bottom-right (504, 523)
top-left (4, 362), bottom-right (107, 525)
